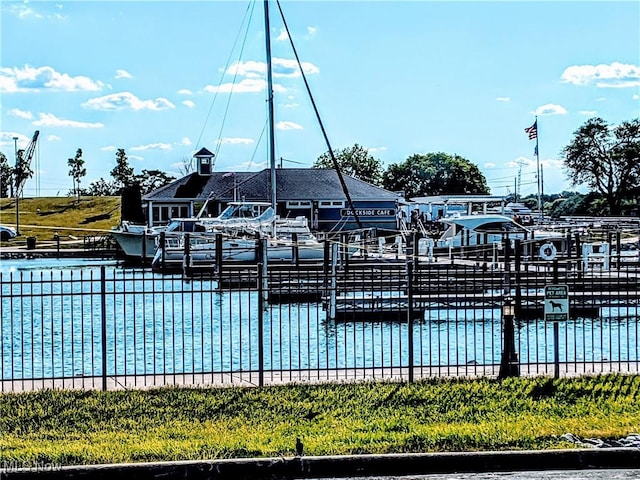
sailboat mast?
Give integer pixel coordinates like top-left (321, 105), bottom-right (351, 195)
top-left (264, 0), bottom-right (277, 211)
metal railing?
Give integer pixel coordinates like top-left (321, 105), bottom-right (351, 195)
top-left (1, 241), bottom-right (639, 392)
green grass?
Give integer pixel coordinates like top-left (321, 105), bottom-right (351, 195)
top-left (0, 374), bottom-right (639, 465)
top-left (0, 196), bottom-right (120, 242)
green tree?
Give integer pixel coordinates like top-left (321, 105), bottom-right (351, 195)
top-left (382, 152), bottom-right (489, 198)
top-left (135, 169), bottom-right (176, 195)
top-left (0, 152), bottom-right (12, 198)
top-left (562, 117), bottom-right (640, 215)
top-left (68, 148), bottom-right (87, 201)
top-left (86, 178), bottom-right (118, 196)
top-left (313, 144), bottom-right (384, 186)
top-left (110, 148), bottom-right (135, 193)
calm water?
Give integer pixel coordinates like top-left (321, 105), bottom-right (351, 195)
top-left (1, 259), bottom-right (638, 381)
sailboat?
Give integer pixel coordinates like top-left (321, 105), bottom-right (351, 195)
top-left (149, 0), bottom-right (326, 271)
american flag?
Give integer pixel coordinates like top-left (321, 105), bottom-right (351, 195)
top-left (524, 121), bottom-right (537, 140)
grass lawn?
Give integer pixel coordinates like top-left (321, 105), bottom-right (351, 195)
top-left (0, 196), bottom-right (120, 242)
top-left (0, 374), bottom-right (639, 465)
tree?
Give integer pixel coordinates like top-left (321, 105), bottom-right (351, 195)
top-left (86, 178), bottom-right (118, 196)
top-left (562, 117), bottom-right (640, 215)
top-left (68, 148), bottom-right (87, 201)
top-left (110, 148), bottom-right (135, 193)
top-left (178, 156), bottom-right (195, 176)
top-left (382, 152), bottom-right (489, 198)
top-left (135, 169), bottom-right (176, 195)
top-left (313, 144), bottom-right (384, 186)
top-left (0, 152), bottom-right (12, 198)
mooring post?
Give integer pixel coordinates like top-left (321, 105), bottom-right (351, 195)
top-left (183, 233), bottom-right (191, 274)
top-left (159, 232), bottom-right (166, 274)
top-left (100, 265), bottom-right (107, 391)
top-left (141, 230), bottom-right (147, 264)
top-left (215, 233), bottom-right (223, 277)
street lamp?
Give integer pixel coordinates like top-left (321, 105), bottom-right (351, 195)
top-left (498, 296), bottom-right (520, 379)
top-left (12, 137), bottom-right (20, 235)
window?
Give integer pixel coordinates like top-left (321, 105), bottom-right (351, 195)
top-left (286, 200), bottom-right (311, 209)
top-left (319, 200), bottom-right (344, 208)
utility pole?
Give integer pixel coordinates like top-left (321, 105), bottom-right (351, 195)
top-left (11, 137), bottom-right (18, 198)
top-left (13, 137), bottom-right (19, 235)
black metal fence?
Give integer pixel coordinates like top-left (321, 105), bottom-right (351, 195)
top-left (1, 244), bottom-right (639, 392)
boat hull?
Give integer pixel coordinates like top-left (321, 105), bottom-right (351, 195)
top-left (111, 231), bottom-right (157, 260)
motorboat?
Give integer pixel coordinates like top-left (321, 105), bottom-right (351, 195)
top-left (436, 213), bottom-right (561, 248)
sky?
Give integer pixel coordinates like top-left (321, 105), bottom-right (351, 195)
top-left (1, 0), bottom-right (639, 201)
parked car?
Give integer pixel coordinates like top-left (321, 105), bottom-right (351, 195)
top-left (0, 225), bottom-right (17, 241)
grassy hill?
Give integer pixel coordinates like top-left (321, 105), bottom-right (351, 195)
top-left (0, 196), bottom-right (121, 242)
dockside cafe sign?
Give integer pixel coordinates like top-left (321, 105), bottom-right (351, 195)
top-left (544, 284), bottom-right (569, 322)
top-left (340, 208), bottom-right (394, 217)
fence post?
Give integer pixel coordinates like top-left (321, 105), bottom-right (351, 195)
top-left (407, 262), bottom-right (414, 382)
top-left (257, 262), bottom-right (265, 387)
top-left (100, 265), bottom-right (107, 391)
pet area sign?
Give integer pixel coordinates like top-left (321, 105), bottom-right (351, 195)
top-left (544, 284), bottom-right (569, 322)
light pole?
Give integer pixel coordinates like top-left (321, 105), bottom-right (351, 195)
top-left (13, 137), bottom-right (20, 235)
top-left (498, 296), bottom-right (520, 379)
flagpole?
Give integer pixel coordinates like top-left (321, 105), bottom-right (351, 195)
top-left (534, 116), bottom-right (542, 220)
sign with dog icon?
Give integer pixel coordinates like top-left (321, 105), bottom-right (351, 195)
top-left (544, 284), bottom-right (569, 321)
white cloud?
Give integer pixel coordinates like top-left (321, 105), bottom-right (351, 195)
top-left (561, 62), bottom-right (640, 88)
top-left (273, 58), bottom-right (319, 78)
top-left (82, 92), bottom-right (175, 111)
top-left (0, 132), bottom-right (30, 148)
top-left (579, 110), bottom-right (597, 116)
top-left (33, 113), bottom-right (104, 128)
top-left (484, 162), bottom-right (496, 169)
top-left (205, 78), bottom-right (286, 94)
top-left (182, 100), bottom-right (195, 108)
top-left (225, 58), bottom-right (319, 79)
top-left (277, 121), bottom-right (303, 130)
top-left (367, 146), bottom-right (387, 154)
top-left (216, 137), bottom-right (254, 145)
top-left (129, 154), bottom-right (144, 161)
top-left (9, 108), bottom-right (32, 119)
top-left (130, 143), bottom-right (173, 152)
top-left (47, 134), bottom-right (61, 142)
top-left (115, 69), bottom-right (132, 79)
top-left (226, 160), bottom-right (268, 171)
top-left (178, 89), bottom-right (193, 95)
top-left (496, 97), bottom-right (510, 102)
top-left (0, 65), bottom-right (104, 93)
top-left (10, 3), bottom-right (42, 19)
top-left (633, 94), bottom-right (639, 100)
top-left (283, 102), bottom-right (299, 108)
top-left (307, 26), bottom-right (317, 37)
top-left (533, 104), bottom-right (568, 116)
top-left (179, 137), bottom-right (192, 146)
top-left (276, 27), bottom-right (289, 41)
top-left (101, 146), bottom-right (117, 152)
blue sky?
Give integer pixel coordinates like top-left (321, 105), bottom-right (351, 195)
top-left (1, 0), bottom-right (639, 200)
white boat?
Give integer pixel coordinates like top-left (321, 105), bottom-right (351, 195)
top-left (112, 202), bottom-right (277, 260)
top-left (436, 214), bottom-right (561, 248)
top-left (111, 217), bottom-right (203, 261)
top-left (111, 222), bottom-right (163, 260)
top-left (151, 202), bottom-right (325, 271)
